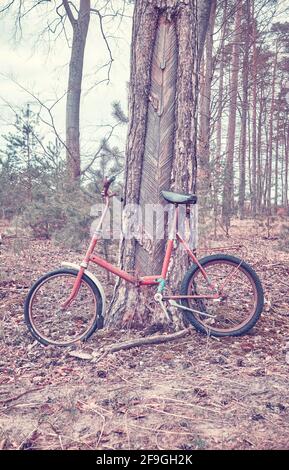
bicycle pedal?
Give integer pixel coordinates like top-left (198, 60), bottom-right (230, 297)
top-left (154, 294), bottom-right (172, 322)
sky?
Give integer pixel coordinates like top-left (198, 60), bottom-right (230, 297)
top-left (0, 0), bottom-right (133, 161)
top-left (1, 0), bottom-right (289, 163)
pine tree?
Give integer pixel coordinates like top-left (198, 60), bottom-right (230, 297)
top-left (0, 104), bottom-right (43, 216)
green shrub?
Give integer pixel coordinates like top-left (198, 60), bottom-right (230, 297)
top-left (21, 186), bottom-right (98, 249)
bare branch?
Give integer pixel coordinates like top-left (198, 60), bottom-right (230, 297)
top-left (81, 122), bottom-right (120, 175)
top-left (21, 0), bottom-right (51, 18)
top-left (62, 0), bottom-right (76, 26)
top-left (91, 7), bottom-right (114, 83)
top-left (91, 329), bottom-right (192, 365)
top-left (0, 73), bottom-right (70, 157)
top-left (0, 0), bottom-right (15, 14)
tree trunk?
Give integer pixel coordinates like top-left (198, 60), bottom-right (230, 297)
top-left (239, 0), bottom-right (250, 219)
top-left (274, 100), bottom-right (281, 211)
top-left (198, 0), bottom-right (217, 210)
top-left (251, 4), bottom-right (257, 216)
top-left (64, 0), bottom-right (90, 183)
top-left (108, 0), bottom-right (211, 327)
top-left (281, 128), bottom-right (284, 206)
top-left (284, 130), bottom-right (289, 208)
top-left (221, 0), bottom-right (242, 231)
top-left (197, 0), bottom-right (214, 64)
top-left (267, 43), bottom-right (278, 213)
top-left (257, 93), bottom-right (263, 212)
top-left (247, 103), bottom-right (252, 202)
top-left (263, 123), bottom-right (269, 211)
top-left (214, 0), bottom-right (228, 234)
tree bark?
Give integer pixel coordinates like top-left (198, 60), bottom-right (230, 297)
top-left (221, 0), bottom-right (242, 231)
top-left (267, 42), bottom-right (278, 213)
top-left (251, 3), bottom-right (257, 216)
top-left (281, 127), bottom-right (284, 206)
top-left (197, 0), bottom-right (214, 64)
top-left (198, 0), bottom-right (217, 210)
top-left (284, 129), bottom-right (289, 208)
top-left (64, 0), bottom-right (90, 183)
top-left (238, 0), bottom-right (250, 219)
top-left (213, 0), bottom-right (228, 234)
top-left (108, 0), bottom-right (211, 327)
top-left (257, 91), bottom-right (263, 212)
top-left (274, 98), bottom-right (281, 211)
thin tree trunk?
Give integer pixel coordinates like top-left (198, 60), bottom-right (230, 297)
top-left (274, 100), bottom-right (281, 211)
top-left (267, 42), bottom-right (278, 213)
top-left (263, 124), bottom-right (269, 211)
top-left (281, 131), bottom-right (284, 206)
top-left (214, 0), bottom-right (228, 234)
top-left (25, 119), bottom-right (32, 202)
top-left (198, 0), bottom-right (217, 209)
top-left (251, 3), bottom-right (257, 216)
top-left (247, 103), bottom-right (252, 201)
top-left (64, 0), bottom-right (90, 183)
top-left (222, 0), bottom-right (242, 231)
top-left (257, 103), bottom-right (263, 212)
top-left (284, 131), bottom-right (289, 208)
top-left (197, 0), bottom-right (214, 64)
top-left (239, 0), bottom-right (250, 219)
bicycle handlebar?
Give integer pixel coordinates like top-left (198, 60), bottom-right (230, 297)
top-left (103, 175), bottom-right (116, 196)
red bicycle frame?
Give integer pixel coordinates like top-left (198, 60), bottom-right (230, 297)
top-left (62, 190), bottom-right (238, 309)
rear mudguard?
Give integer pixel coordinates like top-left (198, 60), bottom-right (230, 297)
top-left (61, 262), bottom-right (106, 318)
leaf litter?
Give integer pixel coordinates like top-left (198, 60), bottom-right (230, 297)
top-left (0, 218), bottom-right (289, 449)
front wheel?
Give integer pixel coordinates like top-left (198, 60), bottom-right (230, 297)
top-left (180, 254), bottom-right (264, 337)
top-left (24, 268), bottom-right (103, 346)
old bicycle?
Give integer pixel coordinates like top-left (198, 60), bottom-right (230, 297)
top-left (24, 176), bottom-right (264, 346)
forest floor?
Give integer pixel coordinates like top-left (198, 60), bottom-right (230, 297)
top-left (1, 217), bottom-right (289, 450)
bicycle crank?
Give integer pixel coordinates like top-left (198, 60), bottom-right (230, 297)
top-left (154, 293), bottom-right (173, 322)
top-left (168, 300), bottom-right (216, 318)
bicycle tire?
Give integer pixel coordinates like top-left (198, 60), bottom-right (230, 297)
top-left (24, 268), bottom-right (103, 346)
top-left (180, 254), bottom-right (264, 337)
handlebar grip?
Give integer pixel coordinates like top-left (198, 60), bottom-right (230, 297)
top-left (107, 176), bottom-right (116, 184)
top-left (103, 175), bottom-right (116, 196)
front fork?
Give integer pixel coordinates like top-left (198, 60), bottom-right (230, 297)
top-left (61, 266), bottom-right (86, 309)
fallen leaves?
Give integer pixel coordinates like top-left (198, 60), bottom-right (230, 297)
top-left (1, 223), bottom-right (289, 449)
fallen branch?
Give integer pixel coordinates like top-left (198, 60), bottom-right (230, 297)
top-left (92, 328), bottom-right (191, 364)
top-left (0, 386), bottom-right (46, 405)
top-left (277, 279), bottom-right (289, 289)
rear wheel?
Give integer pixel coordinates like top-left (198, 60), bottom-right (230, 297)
top-left (24, 269), bottom-right (103, 346)
top-left (180, 254), bottom-right (264, 337)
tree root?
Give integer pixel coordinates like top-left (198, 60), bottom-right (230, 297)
top-left (92, 327), bottom-right (192, 364)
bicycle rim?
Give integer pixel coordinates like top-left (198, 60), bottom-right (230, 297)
top-left (28, 273), bottom-right (97, 345)
top-left (187, 259), bottom-right (258, 334)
